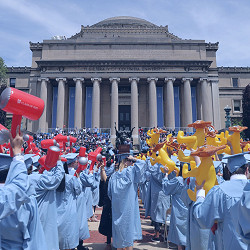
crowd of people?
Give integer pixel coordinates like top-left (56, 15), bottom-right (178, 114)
top-left (1, 125), bottom-right (250, 250)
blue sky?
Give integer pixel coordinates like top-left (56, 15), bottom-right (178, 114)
top-left (0, 0), bottom-right (250, 67)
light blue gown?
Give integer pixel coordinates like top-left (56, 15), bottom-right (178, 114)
top-left (92, 170), bottom-right (100, 207)
top-left (231, 181), bottom-right (250, 249)
top-left (28, 161), bottom-right (65, 250)
top-left (108, 160), bottom-right (146, 248)
top-left (0, 195), bottom-right (48, 250)
top-left (144, 158), bottom-right (170, 224)
top-left (56, 174), bottom-right (81, 249)
top-left (0, 159), bottom-right (31, 249)
top-left (78, 170), bottom-right (97, 240)
top-left (181, 177), bottom-right (210, 250)
top-left (162, 175), bottom-right (188, 246)
top-left (193, 176), bottom-right (248, 250)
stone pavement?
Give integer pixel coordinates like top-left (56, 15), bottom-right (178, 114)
top-left (83, 204), bottom-right (174, 249)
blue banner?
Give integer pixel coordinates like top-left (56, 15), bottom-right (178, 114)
top-left (157, 87), bottom-right (163, 127)
top-left (85, 87), bottom-right (93, 128)
top-left (174, 86), bottom-right (180, 128)
top-left (52, 86), bottom-right (58, 128)
top-left (191, 86), bottom-right (197, 122)
top-left (68, 87), bottom-right (75, 128)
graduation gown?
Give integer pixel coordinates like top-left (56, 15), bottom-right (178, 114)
top-left (231, 181), bottom-right (250, 249)
top-left (92, 171), bottom-right (100, 206)
top-left (144, 159), bottom-right (170, 224)
top-left (28, 162), bottom-right (65, 250)
top-left (0, 195), bottom-right (48, 250)
top-left (0, 159), bottom-right (31, 249)
top-left (56, 174), bottom-right (81, 249)
top-left (78, 171), bottom-right (97, 240)
top-left (162, 176), bottom-right (188, 246)
top-left (108, 160), bottom-right (146, 248)
top-left (181, 177), bottom-right (210, 250)
top-left (193, 176), bottom-right (248, 250)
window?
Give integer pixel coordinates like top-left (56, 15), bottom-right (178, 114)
top-left (232, 78), bottom-right (238, 87)
top-left (233, 100), bottom-right (241, 112)
top-left (9, 78), bottom-right (16, 88)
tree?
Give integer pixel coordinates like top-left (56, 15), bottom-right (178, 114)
top-left (242, 83), bottom-right (250, 140)
top-left (0, 57), bottom-right (7, 126)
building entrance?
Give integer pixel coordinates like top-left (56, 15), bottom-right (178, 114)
top-left (118, 105), bottom-right (131, 131)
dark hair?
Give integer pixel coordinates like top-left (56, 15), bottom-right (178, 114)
top-left (0, 169), bottom-right (9, 183)
top-left (223, 164), bottom-right (249, 180)
top-left (56, 174), bottom-right (66, 192)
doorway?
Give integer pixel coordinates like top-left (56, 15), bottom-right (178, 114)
top-left (118, 105), bottom-right (131, 130)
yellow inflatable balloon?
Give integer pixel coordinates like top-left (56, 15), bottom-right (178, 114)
top-left (226, 126), bottom-right (248, 154)
top-left (150, 142), bottom-right (179, 175)
top-left (182, 145), bottom-right (226, 201)
top-left (146, 128), bottom-right (166, 147)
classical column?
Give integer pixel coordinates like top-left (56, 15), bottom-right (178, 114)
top-left (38, 78), bottom-right (49, 132)
top-left (147, 78), bottom-right (158, 128)
top-left (91, 78), bottom-right (102, 129)
top-left (110, 78), bottom-right (120, 146)
top-left (200, 78), bottom-right (213, 122)
top-left (56, 78), bottom-right (66, 129)
top-left (73, 78), bottom-right (84, 129)
top-left (182, 78), bottom-right (193, 127)
top-left (210, 80), bottom-right (221, 129)
top-left (164, 78), bottom-right (176, 129)
top-left (129, 77), bottom-right (139, 145)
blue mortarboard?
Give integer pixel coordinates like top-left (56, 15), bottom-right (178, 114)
top-left (116, 153), bottom-right (132, 162)
top-left (183, 149), bottom-right (191, 156)
top-left (24, 154), bottom-right (35, 169)
top-left (223, 152), bottom-right (249, 173)
top-left (31, 155), bottom-right (41, 167)
top-left (0, 153), bottom-right (13, 171)
top-left (213, 161), bottom-right (223, 174)
top-left (61, 153), bottom-right (79, 164)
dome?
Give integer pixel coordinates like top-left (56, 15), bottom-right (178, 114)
top-left (92, 16), bottom-right (158, 28)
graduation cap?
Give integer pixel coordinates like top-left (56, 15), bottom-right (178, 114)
top-left (116, 153), bottom-right (132, 162)
top-left (24, 154), bottom-right (35, 169)
top-left (223, 152), bottom-right (249, 173)
top-left (171, 155), bottom-right (180, 166)
top-left (61, 153), bottom-right (79, 164)
top-left (0, 153), bottom-right (13, 171)
top-left (183, 149), bottom-right (191, 156)
top-left (213, 161), bottom-right (223, 174)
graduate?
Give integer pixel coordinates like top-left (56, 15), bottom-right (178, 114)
top-left (98, 160), bottom-right (115, 250)
top-left (108, 155), bottom-right (146, 250)
top-left (0, 129), bottom-right (31, 248)
top-left (56, 163), bottom-right (82, 250)
top-left (193, 153), bottom-right (249, 250)
top-left (162, 165), bottom-right (188, 249)
top-left (231, 181), bottom-right (250, 248)
top-left (144, 157), bottom-right (170, 242)
top-left (28, 157), bottom-right (65, 250)
top-left (0, 131), bottom-right (48, 249)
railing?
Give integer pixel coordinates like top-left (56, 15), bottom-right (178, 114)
top-left (38, 128), bottom-right (112, 135)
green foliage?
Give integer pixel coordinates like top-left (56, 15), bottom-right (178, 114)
top-left (242, 84), bottom-right (250, 140)
top-left (0, 57), bottom-right (7, 84)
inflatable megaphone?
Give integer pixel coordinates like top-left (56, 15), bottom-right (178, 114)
top-left (74, 156), bottom-right (88, 176)
top-left (79, 147), bottom-right (86, 157)
top-left (41, 139), bottom-right (57, 149)
top-left (44, 146), bottom-right (61, 170)
top-left (0, 87), bottom-right (44, 156)
top-left (88, 147), bottom-right (103, 171)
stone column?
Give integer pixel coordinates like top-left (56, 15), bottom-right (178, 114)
top-left (129, 77), bottom-right (140, 145)
top-left (164, 78), bottom-right (176, 129)
top-left (200, 78), bottom-right (213, 122)
top-left (91, 78), bottom-right (102, 129)
top-left (147, 78), bottom-right (158, 128)
top-left (210, 80), bottom-right (221, 129)
top-left (182, 78), bottom-right (193, 127)
top-left (110, 78), bottom-right (120, 146)
top-left (56, 78), bottom-right (67, 129)
top-left (73, 78), bottom-right (84, 129)
top-left (38, 78), bottom-right (49, 132)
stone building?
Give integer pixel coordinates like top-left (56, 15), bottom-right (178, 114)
top-left (6, 16), bottom-right (250, 144)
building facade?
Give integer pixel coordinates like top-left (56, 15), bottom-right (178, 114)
top-left (6, 16), bottom-right (250, 144)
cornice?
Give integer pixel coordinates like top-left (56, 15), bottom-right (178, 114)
top-left (218, 66), bottom-right (250, 73)
top-left (206, 42), bottom-right (219, 51)
top-left (29, 42), bottom-right (43, 51)
top-left (36, 60), bottom-right (212, 69)
top-left (7, 66), bottom-right (31, 73)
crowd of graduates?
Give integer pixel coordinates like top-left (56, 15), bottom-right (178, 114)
top-left (1, 122), bottom-right (250, 250)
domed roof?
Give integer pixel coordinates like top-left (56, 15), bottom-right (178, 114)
top-left (92, 16), bottom-right (158, 28)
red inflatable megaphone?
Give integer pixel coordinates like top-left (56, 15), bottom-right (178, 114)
top-left (23, 134), bottom-right (34, 154)
top-left (88, 147), bottom-right (103, 171)
top-left (0, 87), bottom-right (44, 156)
top-left (74, 156), bottom-right (88, 176)
top-left (44, 146), bottom-right (60, 170)
top-left (79, 147), bottom-right (86, 157)
top-left (41, 139), bottom-right (57, 149)
top-left (38, 155), bottom-right (46, 174)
